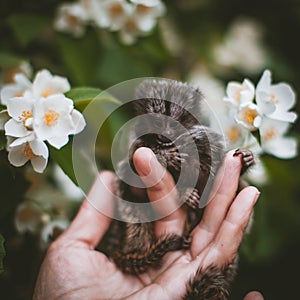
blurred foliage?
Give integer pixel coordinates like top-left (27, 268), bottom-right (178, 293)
top-left (0, 0), bottom-right (300, 299)
top-left (0, 234), bottom-right (5, 274)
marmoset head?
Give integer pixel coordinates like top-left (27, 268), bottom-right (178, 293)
top-left (132, 79), bottom-right (203, 144)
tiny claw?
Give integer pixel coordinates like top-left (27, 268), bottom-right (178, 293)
top-left (185, 188), bottom-right (201, 210)
top-left (233, 148), bottom-right (255, 175)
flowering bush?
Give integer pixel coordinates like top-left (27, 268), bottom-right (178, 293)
top-left (0, 0), bottom-right (300, 299)
top-left (54, 0), bottom-right (166, 44)
top-left (222, 69), bottom-right (297, 159)
top-left (0, 70), bottom-right (86, 173)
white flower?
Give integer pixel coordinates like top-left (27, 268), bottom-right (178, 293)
top-left (224, 79), bottom-right (255, 108)
top-left (34, 94), bottom-right (80, 149)
top-left (15, 201), bottom-right (43, 234)
top-left (54, 3), bottom-right (89, 37)
top-left (104, 0), bottom-right (133, 31)
top-left (30, 69), bottom-right (71, 99)
top-left (245, 158), bottom-right (269, 185)
top-left (214, 18), bottom-right (266, 73)
top-left (222, 115), bottom-right (250, 149)
top-left (5, 95), bottom-right (35, 138)
top-left (259, 117), bottom-right (297, 159)
top-left (215, 108), bottom-right (262, 153)
top-left (41, 219), bottom-right (69, 248)
top-left (113, 0), bottom-right (165, 44)
top-left (235, 102), bottom-right (262, 131)
top-left (188, 66), bottom-right (227, 122)
top-left (4, 92), bottom-right (84, 150)
top-left (0, 73), bottom-right (32, 106)
top-left (8, 134), bottom-right (49, 173)
top-left (256, 70), bottom-right (297, 123)
top-left (131, 0), bottom-right (166, 18)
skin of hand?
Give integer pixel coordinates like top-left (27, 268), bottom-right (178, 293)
top-left (33, 148), bottom-right (263, 300)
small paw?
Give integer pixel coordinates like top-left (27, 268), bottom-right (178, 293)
top-left (165, 148), bottom-right (188, 171)
top-left (233, 148), bottom-right (255, 175)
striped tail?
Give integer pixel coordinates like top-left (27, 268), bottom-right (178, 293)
top-left (113, 234), bottom-right (183, 274)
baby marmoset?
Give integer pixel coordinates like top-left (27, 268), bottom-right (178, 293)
top-left (106, 79), bottom-right (254, 299)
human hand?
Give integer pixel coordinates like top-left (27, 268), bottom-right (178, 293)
top-left (33, 148), bottom-right (263, 300)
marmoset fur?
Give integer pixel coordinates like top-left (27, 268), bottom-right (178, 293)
top-left (105, 79), bottom-right (254, 300)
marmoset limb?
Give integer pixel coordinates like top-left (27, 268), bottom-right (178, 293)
top-left (106, 79), bottom-right (254, 299)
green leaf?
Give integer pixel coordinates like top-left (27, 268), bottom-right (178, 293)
top-left (49, 141), bottom-right (78, 186)
top-left (0, 234), bottom-right (5, 274)
top-left (97, 43), bottom-right (153, 86)
top-left (0, 52), bottom-right (25, 69)
top-left (66, 87), bottom-right (102, 103)
top-left (66, 87), bottom-right (121, 111)
top-left (56, 31), bottom-right (101, 85)
top-left (6, 14), bottom-right (50, 48)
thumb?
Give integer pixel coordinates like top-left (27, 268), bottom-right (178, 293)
top-left (243, 291), bottom-right (264, 300)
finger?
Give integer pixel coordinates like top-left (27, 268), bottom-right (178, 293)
top-left (133, 147), bottom-right (186, 237)
top-left (243, 291), bottom-right (264, 300)
top-left (202, 186), bottom-right (260, 267)
top-left (191, 149), bottom-right (244, 257)
top-left (59, 171), bottom-right (115, 249)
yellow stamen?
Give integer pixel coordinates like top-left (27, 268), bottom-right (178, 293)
top-left (14, 91), bottom-right (24, 97)
top-left (234, 88), bottom-right (243, 103)
top-left (41, 88), bottom-right (54, 98)
top-left (243, 109), bottom-right (258, 125)
top-left (137, 4), bottom-right (152, 14)
top-left (22, 142), bottom-right (38, 160)
top-left (270, 94), bottom-right (279, 104)
top-left (227, 127), bottom-right (241, 143)
top-left (109, 3), bottom-right (124, 16)
top-left (126, 19), bottom-right (138, 31)
top-left (44, 109), bottom-right (59, 126)
top-left (19, 110), bottom-right (33, 125)
top-left (264, 128), bottom-right (276, 141)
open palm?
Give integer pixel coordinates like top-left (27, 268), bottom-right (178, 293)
top-left (33, 149), bottom-right (262, 300)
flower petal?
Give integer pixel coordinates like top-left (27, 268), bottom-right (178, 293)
top-left (30, 139), bottom-right (49, 159)
top-left (262, 136), bottom-right (297, 159)
top-left (0, 73), bottom-right (32, 105)
top-left (31, 156), bottom-right (48, 173)
top-left (6, 96), bottom-right (34, 120)
top-left (269, 83), bottom-right (296, 111)
top-left (14, 73), bottom-right (32, 88)
top-left (32, 69), bottom-right (71, 98)
top-left (47, 135), bottom-right (69, 149)
top-left (8, 145), bottom-right (28, 167)
top-left (136, 16), bottom-right (156, 32)
top-left (5, 118), bottom-right (29, 137)
top-left (246, 158), bottom-right (269, 185)
top-left (71, 109), bottom-right (86, 134)
top-left (34, 95), bottom-right (75, 141)
top-left (257, 69), bottom-right (271, 91)
top-left (267, 110), bottom-right (298, 123)
top-left (259, 117), bottom-right (290, 138)
top-left (256, 90), bottom-right (276, 115)
top-left (9, 134), bottom-right (35, 148)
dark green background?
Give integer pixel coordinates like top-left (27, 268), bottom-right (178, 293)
top-left (0, 0), bottom-right (300, 299)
